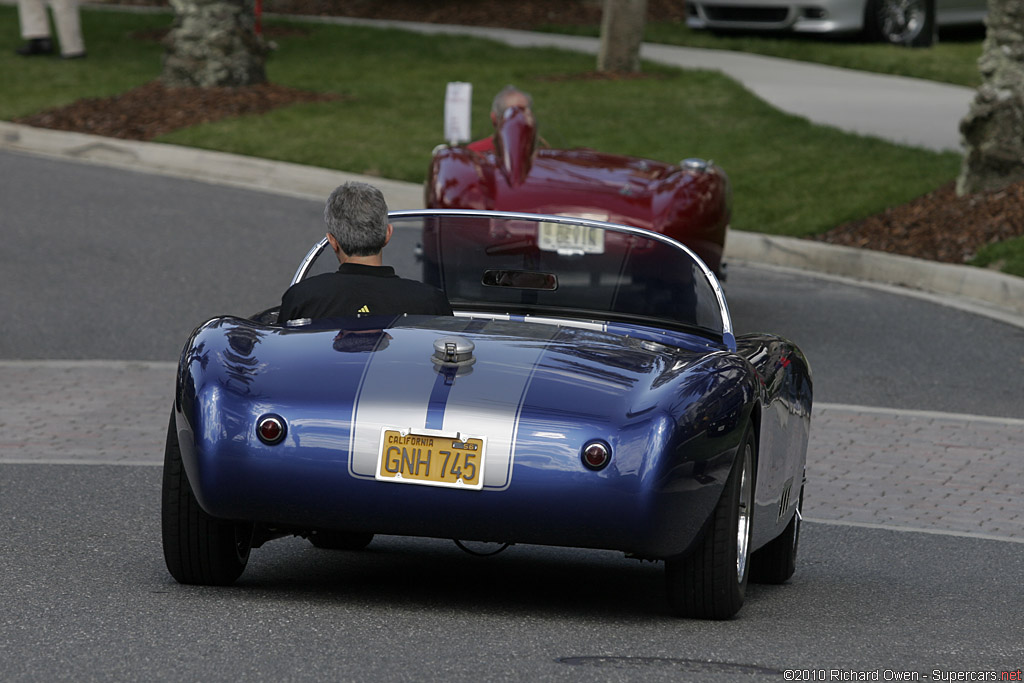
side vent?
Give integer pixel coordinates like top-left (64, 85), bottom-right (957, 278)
top-left (778, 478), bottom-right (794, 521)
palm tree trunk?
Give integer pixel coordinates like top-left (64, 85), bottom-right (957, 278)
top-left (162, 0), bottom-right (267, 88)
top-left (957, 0), bottom-right (1024, 195)
top-left (598, 0), bottom-right (648, 73)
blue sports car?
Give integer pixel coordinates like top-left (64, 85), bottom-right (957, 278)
top-left (162, 210), bottom-right (812, 619)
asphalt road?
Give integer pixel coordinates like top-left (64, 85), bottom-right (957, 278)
top-left (727, 266), bottom-right (1024, 418)
top-left (2, 149), bottom-right (1022, 681)
top-left (2, 465), bottom-right (1021, 682)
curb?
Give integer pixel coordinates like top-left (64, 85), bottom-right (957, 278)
top-left (3, 119), bottom-right (1022, 325)
top-left (0, 121), bottom-right (424, 210)
top-left (725, 231), bottom-right (1024, 321)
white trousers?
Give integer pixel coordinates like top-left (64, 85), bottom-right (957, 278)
top-left (17, 0), bottom-right (85, 56)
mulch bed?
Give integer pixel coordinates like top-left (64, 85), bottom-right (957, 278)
top-left (14, 81), bottom-right (343, 141)
top-left (816, 180), bottom-right (1024, 264)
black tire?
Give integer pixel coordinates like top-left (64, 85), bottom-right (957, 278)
top-left (665, 426), bottom-right (755, 619)
top-left (308, 529), bottom-right (374, 551)
top-left (161, 410), bottom-right (253, 585)
top-left (750, 486), bottom-right (802, 585)
top-left (863, 0), bottom-right (936, 47)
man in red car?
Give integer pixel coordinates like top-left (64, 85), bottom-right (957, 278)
top-left (466, 85), bottom-right (536, 154)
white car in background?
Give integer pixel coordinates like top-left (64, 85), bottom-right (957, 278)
top-left (686, 0), bottom-right (987, 46)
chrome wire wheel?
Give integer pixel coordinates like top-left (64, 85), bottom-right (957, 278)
top-left (735, 444), bottom-right (754, 583)
top-left (878, 0), bottom-right (925, 43)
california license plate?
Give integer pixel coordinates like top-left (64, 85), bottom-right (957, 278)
top-left (376, 428), bottom-right (486, 490)
top-left (538, 222), bottom-right (604, 254)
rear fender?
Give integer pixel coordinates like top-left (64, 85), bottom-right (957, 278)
top-left (736, 335), bottom-right (813, 549)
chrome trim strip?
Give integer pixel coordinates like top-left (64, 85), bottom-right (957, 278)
top-left (290, 236), bottom-right (330, 286)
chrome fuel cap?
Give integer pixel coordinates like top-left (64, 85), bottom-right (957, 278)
top-left (432, 336), bottom-right (475, 366)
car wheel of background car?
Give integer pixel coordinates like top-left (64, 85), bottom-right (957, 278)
top-left (665, 426), bottom-right (754, 619)
top-left (750, 485), bottom-right (802, 585)
top-left (308, 529), bottom-right (374, 550)
top-left (161, 410), bottom-right (254, 585)
top-left (864, 0), bottom-right (936, 46)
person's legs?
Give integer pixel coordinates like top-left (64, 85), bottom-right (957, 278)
top-left (17, 0), bottom-right (50, 38)
top-left (49, 0), bottom-right (85, 57)
top-left (15, 0), bottom-right (55, 55)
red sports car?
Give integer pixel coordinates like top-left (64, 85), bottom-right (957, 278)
top-left (425, 107), bottom-right (731, 277)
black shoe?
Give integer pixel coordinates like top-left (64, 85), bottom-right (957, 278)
top-left (15, 38), bottom-right (54, 56)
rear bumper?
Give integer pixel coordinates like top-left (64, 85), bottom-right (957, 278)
top-left (176, 409), bottom-right (736, 559)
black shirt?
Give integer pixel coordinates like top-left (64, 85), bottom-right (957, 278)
top-left (278, 263), bottom-right (453, 324)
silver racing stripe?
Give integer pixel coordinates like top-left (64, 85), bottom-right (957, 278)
top-left (348, 323), bottom-right (557, 489)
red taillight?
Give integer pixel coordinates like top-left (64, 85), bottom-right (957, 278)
top-left (256, 415), bottom-right (286, 445)
top-left (581, 441), bottom-right (611, 470)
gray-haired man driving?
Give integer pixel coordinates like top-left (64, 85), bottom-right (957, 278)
top-left (278, 182), bottom-right (452, 324)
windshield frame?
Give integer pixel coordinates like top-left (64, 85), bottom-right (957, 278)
top-left (291, 209), bottom-right (735, 350)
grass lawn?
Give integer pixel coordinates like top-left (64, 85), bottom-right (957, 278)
top-left (5, 4), bottom-right (1014, 275)
top-left (172, 20), bottom-right (964, 239)
top-left (972, 237), bottom-right (1024, 276)
top-left (0, 8), bottom-right (166, 117)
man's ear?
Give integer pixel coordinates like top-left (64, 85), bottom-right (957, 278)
top-left (326, 233), bottom-right (341, 254)
top-left (384, 223), bottom-right (394, 247)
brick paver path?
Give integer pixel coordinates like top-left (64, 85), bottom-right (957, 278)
top-left (807, 404), bottom-right (1022, 540)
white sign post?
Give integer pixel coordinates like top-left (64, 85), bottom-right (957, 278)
top-left (444, 82), bottom-right (472, 146)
